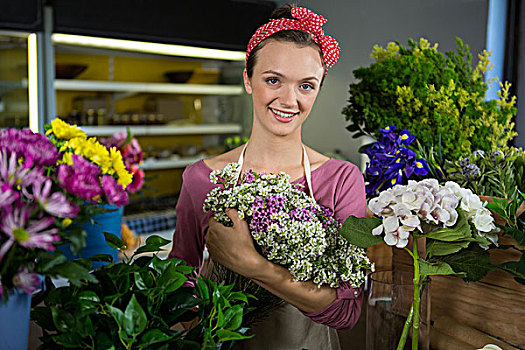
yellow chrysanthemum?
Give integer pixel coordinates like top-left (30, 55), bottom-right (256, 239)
top-left (60, 152), bottom-right (74, 166)
top-left (46, 118), bottom-right (86, 140)
top-left (110, 147), bottom-right (132, 188)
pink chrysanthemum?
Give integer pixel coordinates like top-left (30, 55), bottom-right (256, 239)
top-left (30, 177), bottom-right (79, 218)
top-left (13, 265), bottom-right (40, 295)
top-left (56, 155), bottom-right (103, 201)
top-left (0, 128), bottom-right (59, 168)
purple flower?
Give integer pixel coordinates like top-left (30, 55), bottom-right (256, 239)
top-left (56, 156), bottom-right (103, 201)
top-left (0, 201), bottom-right (59, 259)
top-left (0, 182), bottom-right (19, 209)
top-left (0, 128), bottom-right (59, 168)
top-left (101, 175), bottom-right (128, 207)
top-left (31, 177), bottom-right (79, 218)
top-left (362, 126), bottom-right (429, 198)
top-left (13, 265), bottom-right (40, 295)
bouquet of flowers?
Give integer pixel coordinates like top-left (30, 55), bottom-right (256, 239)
top-left (101, 129), bottom-right (145, 194)
top-left (0, 119), bottom-right (132, 300)
top-left (204, 163), bottom-right (371, 288)
top-left (362, 126), bottom-right (430, 198)
top-left (341, 178), bottom-right (498, 349)
top-left (46, 118), bottom-right (132, 206)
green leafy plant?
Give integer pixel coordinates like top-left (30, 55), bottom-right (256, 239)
top-left (343, 38), bottom-right (517, 160)
top-left (486, 193), bottom-right (525, 285)
top-left (448, 147), bottom-right (525, 200)
top-left (32, 234), bottom-right (253, 349)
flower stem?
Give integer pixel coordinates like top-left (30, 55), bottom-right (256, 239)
top-left (396, 304), bottom-right (414, 350)
top-left (412, 238), bottom-right (421, 350)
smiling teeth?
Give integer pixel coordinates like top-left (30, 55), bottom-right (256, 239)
top-left (272, 109), bottom-right (296, 118)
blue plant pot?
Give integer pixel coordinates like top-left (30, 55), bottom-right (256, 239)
top-left (61, 204), bottom-right (124, 269)
top-left (0, 289), bottom-right (31, 350)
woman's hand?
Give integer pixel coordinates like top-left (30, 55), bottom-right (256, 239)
top-left (206, 209), bottom-right (267, 278)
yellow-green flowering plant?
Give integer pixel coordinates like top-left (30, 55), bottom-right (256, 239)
top-left (343, 38), bottom-right (517, 160)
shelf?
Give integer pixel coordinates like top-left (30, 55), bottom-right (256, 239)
top-left (79, 123), bottom-right (242, 136)
top-left (0, 80), bottom-right (28, 95)
top-left (140, 155), bottom-right (204, 170)
top-left (54, 79), bottom-right (243, 95)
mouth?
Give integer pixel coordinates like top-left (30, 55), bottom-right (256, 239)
top-left (269, 107), bottom-right (299, 123)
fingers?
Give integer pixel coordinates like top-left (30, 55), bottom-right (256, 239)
top-left (225, 208), bottom-right (241, 225)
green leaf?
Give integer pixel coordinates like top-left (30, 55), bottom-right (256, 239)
top-left (215, 329), bottom-right (253, 342)
top-left (106, 304), bottom-right (125, 328)
top-left (35, 252), bottom-right (67, 272)
top-left (124, 294), bottom-right (147, 335)
top-left (48, 261), bottom-right (98, 286)
top-left (140, 329), bottom-right (174, 347)
top-left (51, 307), bottom-right (75, 332)
top-left (96, 332), bottom-right (115, 350)
top-left (340, 216), bottom-right (384, 248)
top-left (157, 269), bottom-right (187, 293)
top-left (78, 290), bottom-right (100, 313)
top-left (196, 277), bottom-right (209, 301)
top-left (227, 291), bottom-right (249, 304)
top-left (223, 304), bottom-right (243, 330)
top-left (496, 260), bottom-right (525, 282)
top-left (499, 225), bottom-right (525, 246)
top-left (439, 244), bottom-right (494, 282)
top-left (418, 260), bottom-right (464, 277)
top-left (145, 234), bottom-right (171, 247)
top-left (217, 307), bottom-right (225, 328)
top-left (426, 239), bottom-right (471, 257)
top-left (51, 332), bottom-right (83, 348)
top-left (104, 231), bottom-right (125, 250)
top-left (424, 210), bottom-right (471, 242)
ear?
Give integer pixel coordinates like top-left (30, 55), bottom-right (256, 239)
top-left (243, 68), bottom-right (252, 95)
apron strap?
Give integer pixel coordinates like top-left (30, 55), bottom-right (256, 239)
top-left (233, 142), bottom-right (314, 199)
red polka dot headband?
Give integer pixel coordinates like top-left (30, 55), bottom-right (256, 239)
top-left (246, 7), bottom-right (341, 69)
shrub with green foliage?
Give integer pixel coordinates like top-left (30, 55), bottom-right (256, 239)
top-left (32, 234), bottom-right (253, 350)
top-left (343, 38), bottom-right (517, 160)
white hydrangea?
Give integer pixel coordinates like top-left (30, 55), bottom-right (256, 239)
top-left (369, 180), bottom-right (499, 249)
top-left (204, 163), bottom-right (371, 288)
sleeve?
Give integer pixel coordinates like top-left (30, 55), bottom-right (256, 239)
top-left (168, 165), bottom-right (207, 270)
top-left (302, 162), bottom-right (367, 330)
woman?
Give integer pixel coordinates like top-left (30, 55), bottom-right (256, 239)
top-left (169, 5), bottom-right (366, 349)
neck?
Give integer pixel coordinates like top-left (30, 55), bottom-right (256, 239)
top-left (244, 130), bottom-right (303, 171)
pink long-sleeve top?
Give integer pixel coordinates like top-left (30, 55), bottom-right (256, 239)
top-left (169, 158), bottom-right (366, 330)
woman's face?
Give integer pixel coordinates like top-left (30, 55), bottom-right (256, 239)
top-left (244, 40), bottom-right (324, 138)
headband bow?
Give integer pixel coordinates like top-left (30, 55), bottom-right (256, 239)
top-left (246, 7), bottom-right (341, 69)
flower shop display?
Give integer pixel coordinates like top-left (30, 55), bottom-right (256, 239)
top-left (340, 179), bottom-right (498, 349)
top-left (361, 126), bottom-right (430, 198)
top-left (343, 37), bottom-right (517, 161)
top-left (32, 233), bottom-right (253, 349)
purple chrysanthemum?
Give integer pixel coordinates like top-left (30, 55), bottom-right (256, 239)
top-left (56, 155), bottom-right (103, 201)
top-left (100, 174), bottom-right (128, 207)
top-left (30, 177), bottom-right (79, 218)
top-left (0, 201), bottom-right (59, 259)
top-left (0, 182), bottom-right (19, 209)
top-left (0, 128), bottom-right (59, 168)
top-left (13, 265), bottom-right (40, 295)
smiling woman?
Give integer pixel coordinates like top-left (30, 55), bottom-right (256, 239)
top-left (169, 4), bottom-right (366, 349)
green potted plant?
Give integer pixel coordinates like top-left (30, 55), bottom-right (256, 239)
top-left (32, 234), bottom-right (253, 349)
top-left (343, 37), bottom-right (517, 161)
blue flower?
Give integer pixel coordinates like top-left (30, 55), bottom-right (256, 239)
top-left (363, 126), bottom-right (429, 198)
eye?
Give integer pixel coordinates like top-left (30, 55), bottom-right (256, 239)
top-left (300, 83), bottom-right (315, 91)
top-left (266, 77), bottom-right (280, 85)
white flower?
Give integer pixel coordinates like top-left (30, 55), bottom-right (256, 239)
top-left (473, 208), bottom-right (496, 233)
top-left (460, 192), bottom-right (484, 214)
top-left (384, 226), bottom-right (410, 248)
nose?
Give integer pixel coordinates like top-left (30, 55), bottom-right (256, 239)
top-left (278, 85), bottom-right (298, 108)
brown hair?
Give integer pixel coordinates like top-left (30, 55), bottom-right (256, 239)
top-left (245, 3), bottom-right (326, 82)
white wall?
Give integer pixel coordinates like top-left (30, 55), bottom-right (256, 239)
top-left (280, 0), bottom-right (489, 166)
